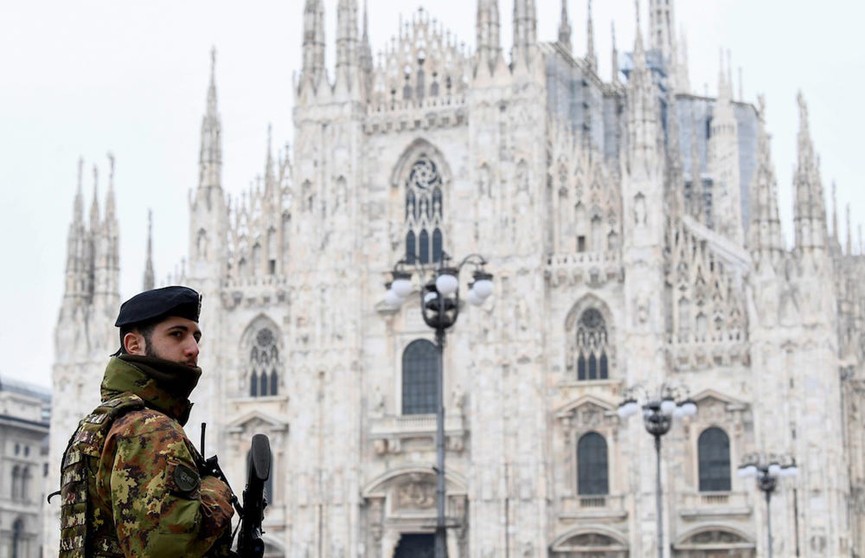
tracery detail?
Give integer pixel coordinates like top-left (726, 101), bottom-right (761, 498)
top-left (249, 326), bottom-right (280, 397)
top-left (405, 157), bottom-right (444, 264)
top-left (575, 309), bottom-right (609, 381)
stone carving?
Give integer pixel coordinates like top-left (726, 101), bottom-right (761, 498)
top-left (396, 480), bottom-right (436, 510)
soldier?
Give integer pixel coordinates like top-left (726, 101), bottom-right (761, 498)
top-left (57, 286), bottom-right (235, 557)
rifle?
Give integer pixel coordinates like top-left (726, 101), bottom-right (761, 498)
top-left (199, 424), bottom-right (272, 558)
top-left (237, 433), bottom-right (272, 558)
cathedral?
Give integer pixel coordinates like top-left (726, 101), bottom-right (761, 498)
top-left (45, 0), bottom-right (865, 556)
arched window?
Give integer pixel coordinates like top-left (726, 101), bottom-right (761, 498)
top-left (402, 340), bottom-right (440, 415)
top-left (249, 327), bottom-right (279, 397)
top-left (404, 156), bottom-right (444, 265)
top-left (698, 427), bottom-right (731, 492)
top-left (576, 309), bottom-right (609, 381)
top-left (577, 432), bottom-right (609, 495)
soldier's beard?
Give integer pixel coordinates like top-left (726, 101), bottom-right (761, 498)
top-left (143, 341), bottom-right (197, 367)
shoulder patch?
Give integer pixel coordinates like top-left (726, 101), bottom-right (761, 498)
top-left (170, 463), bottom-right (201, 498)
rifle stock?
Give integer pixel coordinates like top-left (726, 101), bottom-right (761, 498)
top-left (237, 433), bottom-right (272, 558)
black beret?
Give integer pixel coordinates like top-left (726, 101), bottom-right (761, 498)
top-left (115, 286), bottom-right (202, 328)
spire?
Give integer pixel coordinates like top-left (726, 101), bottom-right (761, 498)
top-left (625, 0), bottom-right (659, 174)
top-left (611, 22), bottom-right (619, 83)
top-left (64, 158), bottom-right (87, 301)
top-left (105, 152), bottom-right (116, 221)
top-left (665, 87), bottom-right (684, 219)
top-left (688, 108), bottom-right (704, 223)
top-left (793, 92), bottom-right (828, 252)
top-left (89, 165), bottom-right (100, 232)
top-left (557, 0), bottom-right (572, 53)
top-left (633, 0), bottom-right (646, 66)
top-left (709, 48), bottom-right (742, 243)
top-left (143, 210), bottom-right (155, 290)
top-left (748, 95), bottom-right (785, 264)
top-left (476, 0), bottom-right (502, 75)
top-left (648, 0), bottom-right (675, 65)
top-left (335, 0), bottom-right (359, 94)
top-left (199, 48), bottom-right (222, 192)
top-left (359, 0), bottom-right (373, 94)
top-left (264, 124), bottom-right (276, 193)
top-left (512, 0), bottom-right (537, 71)
top-left (74, 157), bottom-right (84, 225)
top-left (726, 49), bottom-right (733, 99)
top-left (207, 48), bottom-right (217, 116)
top-left (585, 0), bottom-right (596, 71)
top-left (103, 153), bottom-right (119, 298)
top-left (301, 0), bottom-right (326, 92)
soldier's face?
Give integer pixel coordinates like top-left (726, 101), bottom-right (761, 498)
top-left (135, 316), bottom-right (202, 367)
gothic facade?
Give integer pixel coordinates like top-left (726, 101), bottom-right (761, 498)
top-left (46, 1), bottom-right (865, 557)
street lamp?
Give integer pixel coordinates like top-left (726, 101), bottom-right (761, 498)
top-left (738, 453), bottom-right (798, 558)
top-left (386, 252), bottom-right (493, 558)
top-left (618, 385), bottom-right (697, 558)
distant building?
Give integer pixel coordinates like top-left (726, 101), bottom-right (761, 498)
top-left (45, 1), bottom-right (865, 557)
top-left (0, 376), bottom-right (50, 558)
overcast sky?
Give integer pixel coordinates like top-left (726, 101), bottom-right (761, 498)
top-left (1, 0), bottom-right (862, 388)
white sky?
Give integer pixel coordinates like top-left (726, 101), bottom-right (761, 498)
top-left (1, 0), bottom-right (862, 388)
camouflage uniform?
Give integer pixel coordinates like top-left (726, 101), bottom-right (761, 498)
top-left (59, 355), bottom-right (234, 557)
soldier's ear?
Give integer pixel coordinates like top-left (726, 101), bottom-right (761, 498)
top-left (123, 331), bottom-right (146, 355)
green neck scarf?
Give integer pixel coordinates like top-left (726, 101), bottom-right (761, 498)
top-left (100, 355), bottom-right (203, 426)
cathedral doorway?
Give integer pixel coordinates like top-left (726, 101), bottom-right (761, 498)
top-left (394, 533), bottom-right (435, 558)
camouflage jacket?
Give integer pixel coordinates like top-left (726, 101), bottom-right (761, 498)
top-left (59, 356), bottom-right (234, 557)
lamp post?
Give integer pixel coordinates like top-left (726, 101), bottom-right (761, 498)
top-left (737, 454), bottom-right (798, 558)
top-left (386, 252), bottom-right (493, 558)
top-left (618, 385), bottom-right (697, 558)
